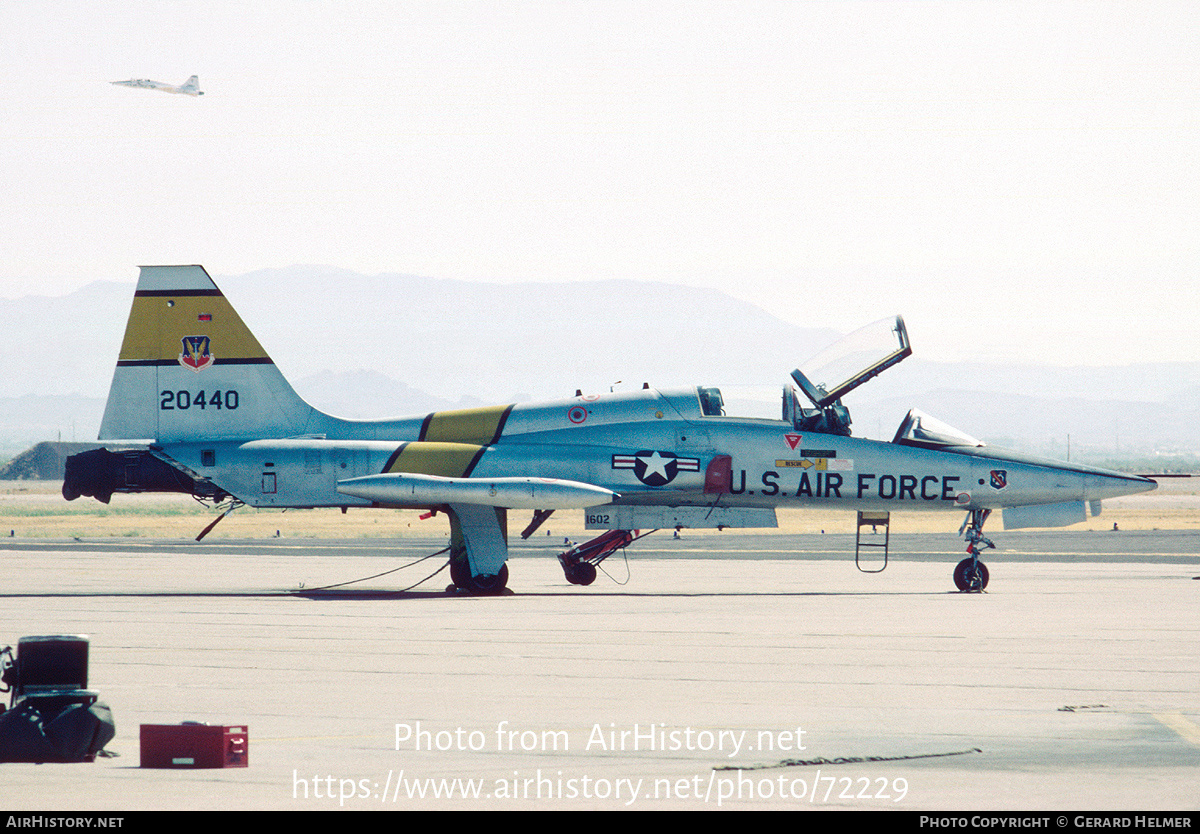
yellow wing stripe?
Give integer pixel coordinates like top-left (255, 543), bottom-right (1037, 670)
top-left (117, 294), bottom-right (270, 362)
top-left (384, 442), bottom-right (485, 478)
top-left (419, 404), bottom-right (513, 445)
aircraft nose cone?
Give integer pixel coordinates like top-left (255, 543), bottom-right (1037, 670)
top-left (1085, 470), bottom-right (1157, 501)
top-left (1128, 474), bottom-right (1158, 494)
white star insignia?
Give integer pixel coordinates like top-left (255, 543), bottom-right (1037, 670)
top-left (638, 451), bottom-right (672, 481)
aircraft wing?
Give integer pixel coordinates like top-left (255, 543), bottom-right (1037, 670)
top-left (111, 79), bottom-right (166, 90)
top-left (336, 473), bottom-right (617, 509)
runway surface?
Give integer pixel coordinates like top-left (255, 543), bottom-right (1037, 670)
top-left (0, 531), bottom-right (1197, 810)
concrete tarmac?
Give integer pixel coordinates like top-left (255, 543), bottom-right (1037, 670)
top-left (0, 531), bottom-right (1196, 810)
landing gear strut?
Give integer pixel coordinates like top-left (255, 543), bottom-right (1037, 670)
top-left (955, 509), bottom-right (993, 592)
top-left (445, 504), bottom-right (510, 595)
top-left (558, 529), bottom-right (634, 586)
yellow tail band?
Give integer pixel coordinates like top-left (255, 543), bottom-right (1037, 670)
top-left (116, 290), bottom-right (270, 365)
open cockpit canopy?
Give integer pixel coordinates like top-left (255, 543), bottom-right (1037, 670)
top-left (782, 315), bottom-right (911, 435)
top-left (791, 315), bottom-right (911, 409)
top-left (691, 316), bottom-right (979, 447)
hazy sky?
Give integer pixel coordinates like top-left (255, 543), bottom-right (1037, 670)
top-left (2, 1), bottom-right (1197, 367)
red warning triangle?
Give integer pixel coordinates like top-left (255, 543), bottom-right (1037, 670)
top-left (784, 433), bottom-right (802, 450)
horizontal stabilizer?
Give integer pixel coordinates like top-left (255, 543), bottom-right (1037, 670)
top-left (336, 473), bottom-right (617, 509)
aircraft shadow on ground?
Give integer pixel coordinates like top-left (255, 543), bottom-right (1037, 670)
top-left (0, 588), bottom-right (953, 601)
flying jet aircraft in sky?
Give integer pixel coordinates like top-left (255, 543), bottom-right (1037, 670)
top-left (110, 75), bottom-right (203, 96)
top-left (62, 265), bottom-right (1156, 594)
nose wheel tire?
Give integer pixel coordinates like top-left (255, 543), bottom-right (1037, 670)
top-left (953, 558), bottom-right (989, 592)
top-left (564, 562), bottom-right (598, 586)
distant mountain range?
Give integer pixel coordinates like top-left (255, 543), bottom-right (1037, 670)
top-left (1, 266), bottom-right (1197, 463)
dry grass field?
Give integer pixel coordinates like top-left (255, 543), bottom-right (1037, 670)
top-left (1, 477), bottom-right (1195, 541)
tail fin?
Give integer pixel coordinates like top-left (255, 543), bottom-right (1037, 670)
top-left (99, 265), bottom-right (316, 442)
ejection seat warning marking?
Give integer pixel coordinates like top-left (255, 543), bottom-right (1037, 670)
top-left (774, 458), bottom-right (854, 472)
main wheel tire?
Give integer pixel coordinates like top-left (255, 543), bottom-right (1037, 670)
top-left (449, 558), bottom-right (471, 590)
top-left (450, 562), bottom-right (509, 595)
top-left (953, 558), bottom-right (990, 592)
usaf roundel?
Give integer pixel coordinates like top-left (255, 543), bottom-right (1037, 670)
top-left (612, 450), bottom-right (700, 487)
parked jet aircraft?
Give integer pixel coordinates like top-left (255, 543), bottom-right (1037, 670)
top-left (110, 75), bottom-right (203, 96)
top-left (63, 265), bottom-right (1157, 593)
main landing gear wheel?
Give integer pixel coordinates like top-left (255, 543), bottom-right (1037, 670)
top-left (563, 562), bottom-right (597, 586)
top-left (953, 558), bottom-right (989, 592)
top-left (449, 561), bottom-right (509, 595)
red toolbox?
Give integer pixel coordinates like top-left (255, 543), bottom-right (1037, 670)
top-left (140, 724), bottom-right (248, 768)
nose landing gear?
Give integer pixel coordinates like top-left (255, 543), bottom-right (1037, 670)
top-left (557, 529), bottom-right (635, 586)
top-left (955, 509), bottom-right (994, 592)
